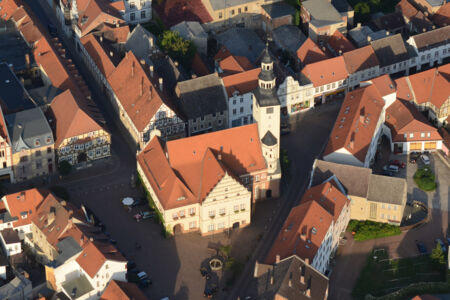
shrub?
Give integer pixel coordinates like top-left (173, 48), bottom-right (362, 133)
top-left (414, 167), bottom-right (437, 191)
top-left (348, 220), bottom-right (401, 241)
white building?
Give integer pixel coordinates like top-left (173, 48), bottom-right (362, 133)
top-left (123, 0), bottom-right (152, 24)
top-left (343, 46), bottom-right (381, 90)
top-left (370, 34), bottom-right (411, 76)
top-left (407, 26), bottom-right (450, 71)
top-left (0, 229), bottom-right (21, 257)
top-left (277, 75), bottom-right (314, 115)
top-left (0, 256), bottom-right (6, 280)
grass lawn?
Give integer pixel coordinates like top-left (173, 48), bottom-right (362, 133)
top-left (347, 220), bottom-right (402, 241)
top-left (352, 249), bottom-right (446, 299)
top-left (414, 167), bottom-right (437, 191)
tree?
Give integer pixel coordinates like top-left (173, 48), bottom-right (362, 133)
top-left (58, 160), bottom-right (72, 176)
top-left (354, 2), bottom-right (371, 23)
top-left (158, 30), bottom-right (196, 69)
top-left (431, 244), bottom-right (445, 265)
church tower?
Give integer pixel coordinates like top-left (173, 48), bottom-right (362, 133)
top-left (252, 43), bottom-right (281, 196)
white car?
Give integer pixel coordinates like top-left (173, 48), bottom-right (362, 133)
top-left (420, 154), bottom-right (430, 165)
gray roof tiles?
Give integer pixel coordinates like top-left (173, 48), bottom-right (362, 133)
top-left (367, 174), bottom-right (407, 205)
top-left (370, 34), bottom-right (409, 67)
top-left (272, 25), bottom-right (307, 53)
top-left (303, 0), bottom-right (343, 28)
top-left (411, 25), bottom-right (450, 51)
top-left (261, 131), bottom-right (277, 146)
top-left (261, 2), bottom-right (297, 19)
top-left (216, 28), bottom-right (265, 63)
top-left (208, 0), bottom-right (256, 10)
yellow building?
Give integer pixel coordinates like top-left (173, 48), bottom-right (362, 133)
top-left (5, 107), bottom-right (55, 182)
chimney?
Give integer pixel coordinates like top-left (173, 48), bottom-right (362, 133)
top-left (100, 36), bottom-right (103, 42)
top-left (116, 22), bottom-right (119, 28)
top-left (338, 50), bottom-right (342, 55)
top-left (140, 76), bottom-right (144, 97)
top-left (148, 85), bottom-right (153, 101)
top-left (359, 107), bottom-right (365, 123)
top-left (47, 211), bottom-right (55, 225)
top-left (357, 22), bottom-right (361, 28)
top-left (218, 154), bottom-right (222, 160)
top-left (305, 257), bottom-right (310, 265)
top-left (159, 77), bottom-right (163, 91)
top-left (89, 237), bottom-right (94, 242)
top-left (109, 51), bottom-right (113, 57)
top-left (288, 272), bottom-right (292, 287)
top-left (350, 132), bottom-right (355, 149)
top-left (140, 59), bottom-right (146, 65)
top-left (306, 287), bottom-right (311, 298)
top-left (432, 25), bottom-right (436, 29)
top-left (270, 274), bottom-right (274, 285)
top-left (149, 37), bottom-right (154, 48)
top-left (367, 36), bottom-right (372, 42)
top-left (300, 270), bottom-right (305, 284)
top-left (149, 65), bottom-right (154, 78)
top-left (386, 31), bottom-right (390, 36)
top-left (275, 254), bottom-right (280, 263)
top-left (174, 61), bottom-right (179, 67)
top-left (60, 200), bottom-right (67, 206)
top-left (322, 47), bottom-right (326, 52)
top-left (423, 28), bottom-right (427, 32)
top-left (25, 53), bottom-right (30, 68)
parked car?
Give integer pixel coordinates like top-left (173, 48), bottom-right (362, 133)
top-left (382, 171), bottom-right (394, 177)
top-left (134, 211), bottom-right (155, 221)
top-left (389, 160), bottom-right (405, 168)
top-left (383, 165), bottom-right (399, 173)
top-left (416, 241), bottom-right (427, 255)
top-left (421, 154), bottom-right (430, 165)
top-left (436, 239), bottom-right (446, 252)
top-left (137, 271), bottom-right (149, 280)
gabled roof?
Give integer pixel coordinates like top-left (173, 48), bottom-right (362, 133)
top-left (397, 0), bottom-right (420, 20)
top-left (100, 280), bottom-right (147, 300)
top-left (216, 28), bottom-right (265, 64)
top-left (433, 3), bottom-right (450, 27)
top-left (296, 38), bottom-right (330, 65)
top-left (80, 33), bottom-right (120, 78)
top-left (76, 240), bottom-right (125, 278)
top-left (343, 45), bottom-right (379, 74)
top-left (3, 188), bottom-right (47, 228)
top-left (50, 90), bottom-right (104, 147)
top-left (76, 0), bottom-right (124, 37)
top-left (222, 68), bottom-right (260, 97)
top-left (385, 99), bottom-right (442, 142)
top-left (396, 64), bottom-right (450, 108)
top-left (363, 74), bottom-right (397, 98)
top-left (219, 55), bottom-right (254, 76)
top-left (327, 30), bottom-right (356, 55)
top-left (370, 34), bottom-right (409, 67)
top-left (410, 25), bottom-right (450, 51)
top-left (301, 56), bottom-right (348, 87)
top-left (107, 51), bottom-right (173, 132)
top-left (93, 23), bottom-right (130, 43)
top-left (138, 124), bottom-right (267, 210)
top-left (265, 199), bottom-right (333, 264)
top-left (368, 174), bottom-right (406, 206)
top-left (372, 12), bottom-right (406, 31)
top-left (324, 84), bottom-right (384, 163)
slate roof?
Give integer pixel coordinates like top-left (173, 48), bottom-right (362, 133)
top-left (370, 34), bottom-right (409, 67)
top-left (5, 107), bottom-right (54, 154)
top-left (302, 0), bottom-right (343, 28)
top-left (261, 131), bottom-right (278, 146)
top-left (0, 63), bottom-right (36, 114)
top-left (372, 12), bottom-right (406, 31)
top-left (208, 0), bottom-right (255, 10)
top-left (368, 174), bottom-right (406, 205)
top-left (253, 87), bottom-right (281, 107)
top-left (177, 74), bottom-right (228, 119)
top-left (343, 45), bottom-right (380, 73)
top-left (273, 25), bottom-right (307, 54)
top-left (125, 24), bottom-right (157, 65)
top-left (216, 28), bottom-right (265, 64)
top-left (262, 2), bottom-right (297, 19)
top-left (250, 255), bottom-right (329, 300)
top-left (410, 25), bottom-right (450, 51)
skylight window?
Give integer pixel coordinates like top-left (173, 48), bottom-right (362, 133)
top-left (311, 227), bottom-right (317, 235)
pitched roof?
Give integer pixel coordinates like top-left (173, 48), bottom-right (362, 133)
top-left (50, 90), bottom-right (104, 147)
top-left (261, 2), bottom-right (297, 19)
top-left (343, 45), bottom-right (380, 74)
top-left (251, 255), bottom-right (329, 300)
top-left (100, 280), bottom-right (147, 300)
top-left (433, 3), bottom-right (450, 27)
top-left (222, 68), bottom-right (260, 97)
top-left (385, 99), bottom-right (442, 142)
top-left (80, 33), bottom-right (119, 78)
top-left (153, 0), bottom-right (212, 27)
top-left (94, 23), bottom-right (130, 43)
top-left (301, 56), bottom-right (348, 87)
top-left (107, 51), bottom-right (173, 132)
top-left (265, 199), bottom-right (333, 264)
top-left (4, 188), bottom-right (47, 228)
top-left (311, 159), bottom-right (372, 198)
top-left (177, 74), bottom-right (228, 119)
top-left (368, 174), bottom-right (406, 205)
top-left (397, 0), bottom-right (420, 20)
top-left (76, 240), bottom-right (125, 278)
top-left (327, 30), bottom-right (356, 55)
top-left (272, 25), bottom-right (307, 54)
top-left (261, 131), bottom-right (278, 146)
top-left (1, 228), bottom-right (20, 244)
top-left (191, 52), bottom-right (210, 77)
top-left (76, 0), bottom-right (124, 37)
top-left (216, 28), bottom-right (265, 64)
top-left (396, 64), bottom-right (450, 108)
top-left (219, 55), bottom-right (254, 76)
top-left (372, 12), bottom-right (406, 31)
top-left (296, 38), bottom-right (330, 65)
top-left (324, 84), bottom-right (384, 163)
top-left (137, 124), bottom-right (266, 210)
top-left (364, 74), bottom-right (397, 97)
top-left (411, 26), bottom-right (450, 51)
top-left (370, 34), bottom-right (409, 67)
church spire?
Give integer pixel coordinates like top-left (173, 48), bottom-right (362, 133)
top-left (258, 42), bottom-right (275, 90)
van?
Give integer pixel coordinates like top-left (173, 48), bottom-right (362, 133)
top-left (137, 271), bottom-right (148, 280)
top-left (383, 165), bottom-right (399, 173)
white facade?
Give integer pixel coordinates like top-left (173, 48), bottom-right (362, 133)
top-left (0, 234), bottom-right (21, 257)
top-left (379, 60), bottom-right (410, 76)
top-left (311, 225), bottom-right (333, 274)
top-left (123, 0), bottom-right (152, 24)
top-left (407, 36), bottom-right (450, 71)
top-left (277, 76), bottom-right (314, 115)
top-left (313, 78), bottom-right (348, 101)
top-left (347, 66), bottom-right (380, 89)
top-left (228, 91), bottom-right (253, 128)
top-left (0, 265), bottom-right (6, 280)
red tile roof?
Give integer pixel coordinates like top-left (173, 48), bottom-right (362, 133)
top-left (107, 51), bottom-right (173, 132)
top-left (396, 64), bottom-right (450, 109)
top-left (76, 240), bottom-right (125, 278)
top-left (76, 0), bottom-right (124, 37)
top-left (191, 52), bottom-right (211, 77)
top-left (0, 0), bottom-right (21, 20)
top-left (222, 68), bottom-right (261, 97)
top-left (301, 56), bottom-right (349, 87)
top-left (219, 55), bottom-right (254, 76)
top-left (296, 38), bottom-right (330, 65)
top-left (50, 90), bottom-right (104, 147)
top-left (363, 74), bottom-right (396, 98)
top-left (343, 45), bottom-right (379, 74)
top-left (327, 30), bottom-right (356, 55)
top-left (4, 188), bottom-right (47, 227)
top-left (324, 84), bottom-right (384, 163)
top-left (137, 124), bottom-right (267, 210)
top-left (214, 46), bottom-right (233, 61)
top-left (396, 0), bottom-right (420, 20)
top-left (153, 0), bottom-right (212, 27)
top-left (80, 33), bottom-right (117, 78)
top-left (101, 280), bottom-right (147, 300)
top-left (385, 99), bottom-right (442, 142)
top-left (432, 3), bottom-right (450, 27)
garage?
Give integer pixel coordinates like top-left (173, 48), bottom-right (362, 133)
top-left (410, 142), bottom-right (422, 151)
top-left (424, 142), bottom-right (437, 150)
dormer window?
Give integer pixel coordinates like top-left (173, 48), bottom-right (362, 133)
top-left (46, 136), bottom-right (52, 143)
top-left (35, 139), bottom-right (41, 146)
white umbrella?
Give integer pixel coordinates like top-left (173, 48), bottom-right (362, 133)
top-left (122, 197), bottom-right (134, 206)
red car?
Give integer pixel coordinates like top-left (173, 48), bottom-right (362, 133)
top-left (389, 159), bottom-right (406, 168)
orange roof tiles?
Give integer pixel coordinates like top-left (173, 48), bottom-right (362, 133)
top-left (214, 46), bottom-right (233, 61)
top-left (396, 64), bottom-right (450, 109)
top-left (97, 24), bottom-right (130, 43)
top-left (385, 99), bottom-right (442, 142)
top-left (397, 0), bottom-right (420, 20)
top-left (324, 85), bottom-right (384, 163)
top-left (433, 3), bottom-right (450, 27)
top-left (101, 280), bottom-right (147, 300)
top-left (327, 30), bottom-right (356, 55)
top-left (0, 0), bottom-right (22, 20)
top-left (76, 240), bottom-right (125, 278)
top-left (138, 124), bottom-right (267, 210)
top-left (222, 68), bottom-right (261, 97)
top-left (364, 74), bottom-right (396, 97)
top-left (50, 90), bottom-right (103, 147)
top-left (107, 51), bottom-right (171, 132)
top-left (77, 0), bottom-right (124, 37)
top-left (191, 52), bottom-right (210, 77)
top-left (343, 46), bottom-right (379, 74)
top-left (4, 188), bottom-right (47, 228)
top-left (80, 33), bottom-right (117, 78)
top-left (296, 38), bottom-right (330, 65)
top-left (301, 56), bottom-right (349, 87)
top-left (219, 55), bottom-right (254, 76)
